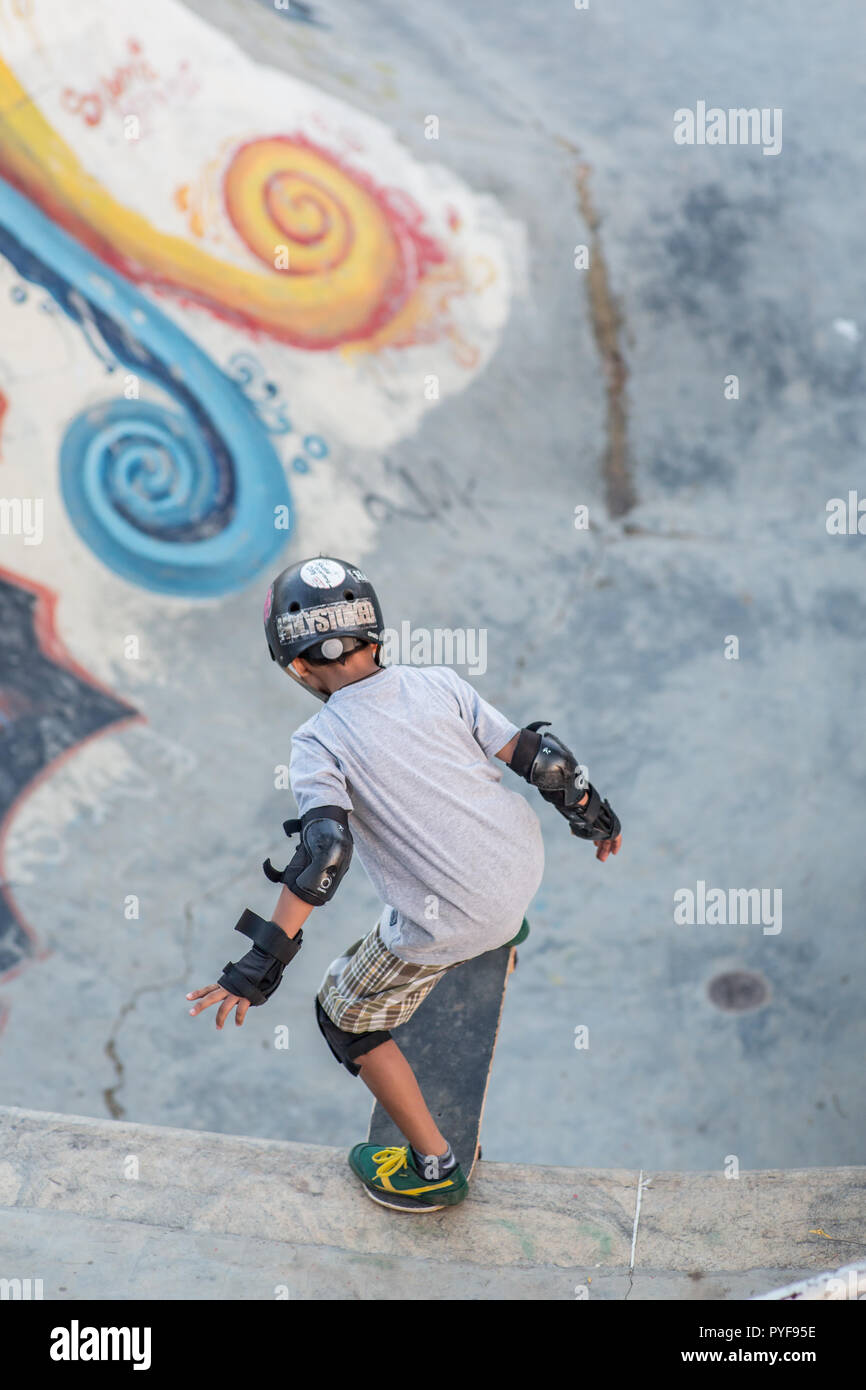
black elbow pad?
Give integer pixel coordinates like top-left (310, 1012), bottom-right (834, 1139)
top-left (510, 720), bottom-right (620, 841)
top-left (263, 805), bottom-right (353, 906)
top-left (510, 720), bottom-right (587, 808)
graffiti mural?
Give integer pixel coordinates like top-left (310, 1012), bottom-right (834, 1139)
top-left (0, 0), bottom-right (518, 586)
top-left (0, 0), bottom-right (516, 431)
top-left (0, 176), bottom-right (293, 597)
top-left (0, 0), bottom-right (522, 989)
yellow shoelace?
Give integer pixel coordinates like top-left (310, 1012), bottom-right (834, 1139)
top-left (372, 1145), bottom-right (410, 1178)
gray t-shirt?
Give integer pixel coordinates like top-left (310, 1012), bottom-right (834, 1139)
top-left (289, 664), bottom-right (544, 964)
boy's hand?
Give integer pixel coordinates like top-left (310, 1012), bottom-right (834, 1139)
top-left (594, 833), bottom-right (622, 863)
top-left (575, 787), bottom-right (622, 861)
top-left (187, 984), bottom-right (251, 1029)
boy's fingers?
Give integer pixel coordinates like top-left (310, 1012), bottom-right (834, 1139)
top-left (188, 988), bottom-right (225, 1015)
top-left (236, 999), bottom-right (251, 1025)
top-left (595, 832), bottom-right (622, 862)
top-left (187, 986), bottom-right (219, 1001)
top-left (216, 995), bottom-right (241, 1030)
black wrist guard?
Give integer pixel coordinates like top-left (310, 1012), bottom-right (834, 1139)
top-left (218, 908), bottom-right (303, 1006)
top-left (562, 783), bottom-right (621, 842)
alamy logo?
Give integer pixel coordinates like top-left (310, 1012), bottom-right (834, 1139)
top-left (49, 1320), bottom-right (151, 1371)
top-left (0, 497), bottom-right (44, 544)
top-left (674, 880), bottom-right (782, 935)
top-left (673, 102), bottom-right (782, 156)
top-left (826, 491), bottom-right (866, 534)
top-left (380, 622), bottom-right (487, 675)
top-left (0, 1277), bottom-right (43, 1299)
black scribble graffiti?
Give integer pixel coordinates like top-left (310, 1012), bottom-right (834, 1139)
top-left (362, 457), bottom-right (488, 531)
top-left (0, 571), bottom-right (139, 976)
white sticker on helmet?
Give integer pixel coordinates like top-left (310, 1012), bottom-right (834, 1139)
top-left (300, 559), bottom-right (345, 589)
top-left (320, 638), bottom-right (344, 660)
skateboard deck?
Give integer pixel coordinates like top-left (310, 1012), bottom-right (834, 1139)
top-left (367, 917), bottom-right (529, 1208)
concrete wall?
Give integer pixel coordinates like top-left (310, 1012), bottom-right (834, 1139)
top-left (2, 1106), bottom-right (864, 1300)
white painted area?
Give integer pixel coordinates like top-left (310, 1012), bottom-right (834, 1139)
top-left (1, 0), bottom-right (523, 448)
top-left (3, 736), bottom-right (155, 887)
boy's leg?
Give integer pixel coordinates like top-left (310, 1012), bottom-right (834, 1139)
top-left (354, 1039), bottom-right (447, 1157)
top-left (316, 916), bottom-right (461, 1158)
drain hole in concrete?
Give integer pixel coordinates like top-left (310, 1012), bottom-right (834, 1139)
top-left (707, 970), bottom-right (768, 1012)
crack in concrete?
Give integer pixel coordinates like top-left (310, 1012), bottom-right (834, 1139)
top-left (101, 851), bottom-right (281, 1120)
top-left (102, 993), bottom-right (147, 1120)
top-left (102, 897), bottom-right (198, 1120)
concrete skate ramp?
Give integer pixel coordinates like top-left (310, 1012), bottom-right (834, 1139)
top-left (0, 0), bottom-right (863, 1211)
top-left (2, 1107), bottom-right (863, 1300)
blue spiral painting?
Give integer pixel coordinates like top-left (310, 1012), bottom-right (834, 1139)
top-left (0, 174), bottom-right (293, 597)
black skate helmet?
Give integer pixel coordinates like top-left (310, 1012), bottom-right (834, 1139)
top-left (264, 555), bottom-right (385, 701)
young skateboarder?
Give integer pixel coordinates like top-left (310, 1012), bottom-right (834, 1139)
top-left (188, 556), bottom-right (622, 1210)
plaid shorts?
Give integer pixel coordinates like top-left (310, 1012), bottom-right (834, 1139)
top-left (317, 913), bottom-right (468, 1034)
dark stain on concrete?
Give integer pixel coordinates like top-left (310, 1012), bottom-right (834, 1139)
top-left (574, 162), bottom-right (637, 519)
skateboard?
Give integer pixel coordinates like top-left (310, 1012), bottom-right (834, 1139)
top-left (366, 916), bottom-right (530, 1210)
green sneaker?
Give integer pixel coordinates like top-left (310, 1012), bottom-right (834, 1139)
top-left (348, 1143), bottom-right (469, 1212)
